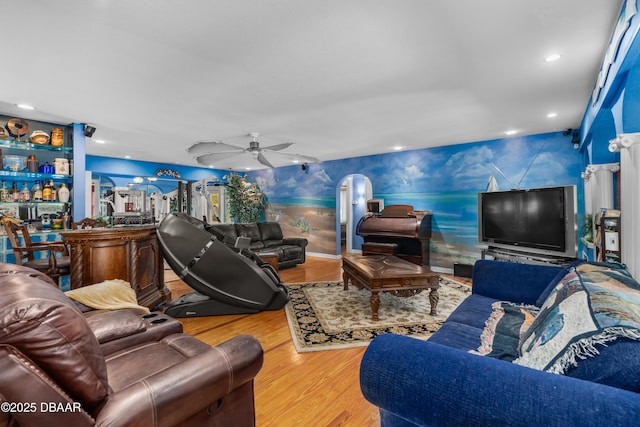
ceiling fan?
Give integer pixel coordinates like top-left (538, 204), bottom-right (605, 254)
top-left (188, 132), bottom-right (319, 168)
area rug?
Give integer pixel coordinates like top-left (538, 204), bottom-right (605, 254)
top-left (285, 277), bottom-right (471, 352)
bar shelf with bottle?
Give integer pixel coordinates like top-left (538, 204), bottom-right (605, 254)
top-left (0, 138), bottom-right (73, 154)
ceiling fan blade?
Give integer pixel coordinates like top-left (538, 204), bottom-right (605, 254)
top-left (274, 152), bottom-right (320, 163)
top-left (196, 151), bottom-right (245, 166)
top-left (261, 142), bottom-right (294, 152)
top-left (257, 152), bottom-right (275, 168)
top-left (188, 141), bottom-right (245, 157)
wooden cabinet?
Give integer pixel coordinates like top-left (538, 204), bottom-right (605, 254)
top-left (594, 209), bottom-right (621, 263)
top-left (60, 225), bottom-right (171, 309)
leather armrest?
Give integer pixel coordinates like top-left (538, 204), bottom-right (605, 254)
top-left (84, 309), bottom-right (183, 355)
top-left (95, 335), bottom-right (263, 427)
top-left (84, 310), bottom-right (147, 344)
top-left (283, 237), bottom-right (308, 248)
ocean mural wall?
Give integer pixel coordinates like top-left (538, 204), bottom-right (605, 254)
top-left (248, 131), bottom-right (583, 270)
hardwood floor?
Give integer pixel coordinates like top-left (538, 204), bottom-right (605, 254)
top-left (164, 257), bottom-right (469, 426)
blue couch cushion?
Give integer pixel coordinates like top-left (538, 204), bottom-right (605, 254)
top-left (428, 321), bottom-right (483, 351)
top-left (445, 294), bottom-right (498, 330)
top-left (515, 262), bottom-right (640, 392)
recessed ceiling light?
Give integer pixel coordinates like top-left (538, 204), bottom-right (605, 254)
top-left (292, 160), bottom-right (300, 163)
top-left (245, 167), bottom-right (251, 170)
top-left (16, 104), bottom-right (35, 110)
top-left (392, 146), bottom-right (403, 151)
top-left (94, 139), bottom-right (106, 144)
top-left (544, 54), bottom-right (561, 62)
top-left (124, 155), bottom-right (131, 159)
top-left (504, 130), bottom-right (518, 136)
top-left (547, 112), bottom-right (558, 118)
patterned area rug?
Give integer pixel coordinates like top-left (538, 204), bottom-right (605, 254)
top-left (285, 277), bottom-right (471, 352)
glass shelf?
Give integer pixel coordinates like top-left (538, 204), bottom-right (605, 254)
top-left (0, 201), bottom-right (69, 206)
top-left (0, 170), bottom-right (73, 180)
top-left (0, 138), bottom-right (73, 154)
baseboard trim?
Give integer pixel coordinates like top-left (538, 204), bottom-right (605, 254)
top-left (430, 266), bottom-right (454, 275)
top-left (307, 252), bottom-right (341, 260)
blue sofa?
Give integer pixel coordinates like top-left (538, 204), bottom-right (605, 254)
top-left (360, 259), bottom-right (640, 426)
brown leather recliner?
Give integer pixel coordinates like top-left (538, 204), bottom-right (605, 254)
top-left (0, 263), bottom-right (264, 427)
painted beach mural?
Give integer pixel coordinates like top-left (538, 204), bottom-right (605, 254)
top-left (248, 131), bottom-right (582, 270)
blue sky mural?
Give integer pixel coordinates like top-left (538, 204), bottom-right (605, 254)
top-left (248, 131), bottom-right (583, 269)
top-left (252, 131), bottom-right (580, 198)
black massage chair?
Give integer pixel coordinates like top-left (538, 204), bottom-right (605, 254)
top-left (157, 212), bottom-right (290, 317)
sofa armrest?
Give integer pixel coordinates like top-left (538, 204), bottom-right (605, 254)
top-left (472, 260), bottom-right (563, 305)
top-left (361, 334), bottom-right (640, 427)
top-left (283, 237), bottom-right (308, 248)
top-left (95, 334), bottom-right (263, 427)
top-left (84, 309), bottom-right (183, 355)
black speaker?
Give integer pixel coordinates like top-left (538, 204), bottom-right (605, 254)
top-left (83, 125), bottom-right (96, 137)
top-left (453, 263), bottom-right (473, 278)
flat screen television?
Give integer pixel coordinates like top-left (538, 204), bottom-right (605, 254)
top-left (477, 185), bottom-right (577, 259)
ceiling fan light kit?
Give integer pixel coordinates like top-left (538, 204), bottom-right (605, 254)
top-left (188, 132), bottom-right (319, 169)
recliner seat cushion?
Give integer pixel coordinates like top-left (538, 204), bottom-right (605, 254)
top-left (105, 334), bottom-right (212, 391)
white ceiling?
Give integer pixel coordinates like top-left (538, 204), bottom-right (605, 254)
top-left (1, 0), bottom-right (623, 170)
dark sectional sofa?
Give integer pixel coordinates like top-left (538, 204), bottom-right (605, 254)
top-left (206, 221), bottom-right (308, 269)
top-left (360, 259), bottom-right (640, 426)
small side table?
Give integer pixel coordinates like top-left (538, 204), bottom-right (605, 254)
top-left (259, 252), bottom-right (279, 272)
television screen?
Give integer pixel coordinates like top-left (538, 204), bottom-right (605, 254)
top-left (478, 186), bottom-right (577, 258)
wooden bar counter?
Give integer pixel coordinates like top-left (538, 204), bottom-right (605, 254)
top-left (60, 225), bottom-right (171, 310)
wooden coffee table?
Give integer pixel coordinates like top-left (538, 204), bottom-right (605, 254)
top-left (342, 254), bottom-right (440, 321)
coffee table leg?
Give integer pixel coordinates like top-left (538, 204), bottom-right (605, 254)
top-left (342, 271), bottom-right (350, 290)
top-left (370, 291), bottom-right (380, 321)
top-left (429, 288), bottom-right (439, 316)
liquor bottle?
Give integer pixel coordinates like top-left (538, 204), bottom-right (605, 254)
top-left (57, 183), bottom-right (70, 203)
top-left (0, 180), bottom-right (8, 202)
top-left (62, 205), bottom-right (72, 229)
top-left (49, 180), bottom-right (56, 201)
top-left (9, 182), bottom-right (19, 202)
top-left (19, 182), bottom-right (31, 202)
top-left (42, 180), bottom-right (52, 201)
top-left (31, 180), bottom-right (43, 202)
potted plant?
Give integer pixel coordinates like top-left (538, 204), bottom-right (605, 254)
top-left (225, 173), bottom-right (268, 223)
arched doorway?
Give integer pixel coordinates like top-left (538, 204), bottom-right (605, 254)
top-left (335, 174), bottom-right (373, 256)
